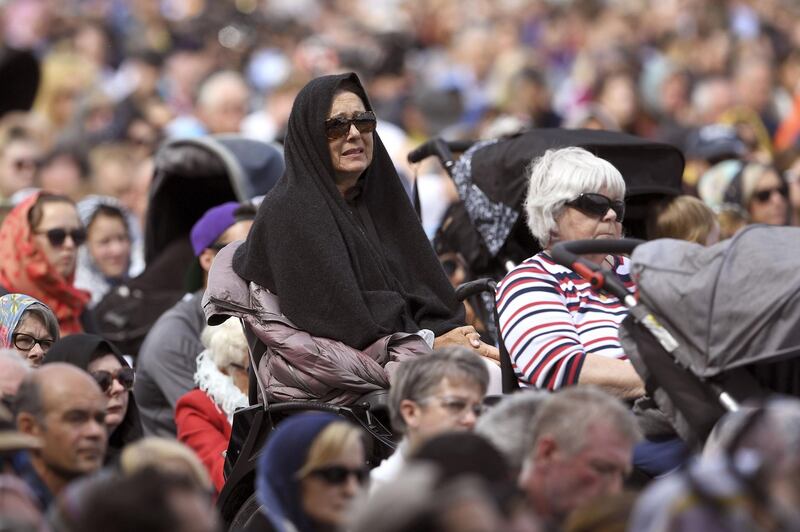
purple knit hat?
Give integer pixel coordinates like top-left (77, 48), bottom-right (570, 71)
top-left (190, 201), bottom-right (240, 256)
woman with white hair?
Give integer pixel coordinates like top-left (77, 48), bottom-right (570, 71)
top-left (495, 147), bottom-right (644, 399)
top-left (174, 317), bottom-right (249, 493)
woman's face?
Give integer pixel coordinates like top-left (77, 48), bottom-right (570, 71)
top-left (12, 313), bottom-right (53, 368)
top-left (87, 353), bottom-right (129, 432)
top-left (301, 437), bottom-right (365, 528)
top-left (32, 201), bottom-right (82, 279)
top-left (553, 188), bottom-right (623, 265)
top-left (748, 169), bottom-right (789, 225)
top-left (87, 213), bottom-right (131, 279)
top-left (326, 91), bottom-right (374, 192)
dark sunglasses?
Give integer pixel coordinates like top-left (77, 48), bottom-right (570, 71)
top-left (751, 185), bottom-right (789, 203)
top-left (91, 367), bottom-right (135, 393)
top-left (324, 111), bottom-right (377, 140)
top-left (35, 227), bottom-right (87, 247)
top-left (565, 193), bottom-right (625, 222)
top-left (12, 332), bottom-right (54, 352)
top-left (309, 465), bottom-right (368, 486)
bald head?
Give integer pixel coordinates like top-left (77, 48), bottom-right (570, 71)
top-left (196, 71), bottom-right (250, 134)
top-left (16, 363), bottom-right (108, 487)
top-left (0, 349), bottom-right (30, 399)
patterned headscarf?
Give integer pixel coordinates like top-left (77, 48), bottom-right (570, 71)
top-left (0, 193), bottom-right (90, 335)
top-left (0, 293), bottom-right (42, 348)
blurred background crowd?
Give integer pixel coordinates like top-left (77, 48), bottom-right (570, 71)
top-left (2, 0), bottom-right (800, 531)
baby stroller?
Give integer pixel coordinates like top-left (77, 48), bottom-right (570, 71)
top-left (409, 128), bottom-right (684, 344)
top-left (551, 226), bottom-right (800, 446)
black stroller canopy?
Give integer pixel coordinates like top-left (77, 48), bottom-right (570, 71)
top-left (630, 225), bottom-right (800, 377)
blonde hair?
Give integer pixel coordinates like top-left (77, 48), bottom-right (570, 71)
top-left (33, 52), bottom-right (98, 130)
top-left (297, 422), bottom-right (363, 478)
top-left (647, 195), bottom-right (718, 244)
top-left (200, 317), bottom-right (248, 370)
top-left (119, 437), bottom-right (212, 491)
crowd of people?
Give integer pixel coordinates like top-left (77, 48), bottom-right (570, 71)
top-left (2, 0), bottom-right (800, 531)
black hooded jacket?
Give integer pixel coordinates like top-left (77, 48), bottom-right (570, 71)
top-left (233, 73), bottom-right (464, 349)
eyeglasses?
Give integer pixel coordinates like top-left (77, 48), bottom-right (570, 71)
top-left (12, 333), bottom-right (54, 352)
top-left (565, 193), bottom-right (625, 222)
top-left (35, 227), bottom-right (87, 247)
top-left (308, 465), bottom-right (368, 485)
top-left (420, 395), bottom-right (486, 419)
top-left (324, 111), bottom-right (377, 140)
top-left (91, 367), bottom-right (135, 393)
top-left (751, 185), bottom-right (789, 203)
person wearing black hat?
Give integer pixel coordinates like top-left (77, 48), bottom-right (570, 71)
top-left (43, 334), bottom-right (142, 464)
top-left (232, 72), bottom-right (498, 362)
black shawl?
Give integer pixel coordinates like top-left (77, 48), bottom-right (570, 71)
top-left (44, 334), bottom-right (143, 463)
top-left (233, 72), bottom-right (464, 349)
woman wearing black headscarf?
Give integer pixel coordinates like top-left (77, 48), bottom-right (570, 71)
top-left (233, 73), bottom-right (497, 360)
top-left (44, 334), bottom-right (143, 463)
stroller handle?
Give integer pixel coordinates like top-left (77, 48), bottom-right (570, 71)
top-left (551, 239), bottom-right (645, 304)
top-left (407, 138), bottom-right (474, 167)
top-left (455, 278), bottom-right (496, 301)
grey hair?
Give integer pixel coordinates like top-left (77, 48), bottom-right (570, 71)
top-left (389, 347), bottom-right (489, 434)
top-left (200, 318), bottom-right (248, 370)
top-left (0, 349), bottom-right (30, 371)
top-left (475, 390), bottom-right (548, 473)
top-left (524, 147), bottom-right (626, 248)
top-left (196, 70), bottom-right (248, 110)
top-left (527, 386), bottom-right (640, 458)
top-left (14, 373), bottom-right (44, 420)
top-left (17, 303), bottom-right (60, 343)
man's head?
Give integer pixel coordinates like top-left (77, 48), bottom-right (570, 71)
top-left (389, 347), bottom-right (489, 449)
top-left (519, 386), bottom-right (640, 524)
top-left (190, 201), bottom-right (256, 277)
top-left (196, 70), bottom-right (250, 135)
top-left (15, 364), bottom-right (107, 492)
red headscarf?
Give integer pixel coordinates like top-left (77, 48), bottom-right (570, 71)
top-left (0, 193), bottom-right (90, 335)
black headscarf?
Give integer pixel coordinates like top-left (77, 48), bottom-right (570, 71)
top-left (44, 334), bottom-right (143, 463)
top-left (233, 72), bottom-right (464, 349)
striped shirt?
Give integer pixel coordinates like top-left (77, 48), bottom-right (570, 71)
top-left (496, 252), bottom-right (635, 390)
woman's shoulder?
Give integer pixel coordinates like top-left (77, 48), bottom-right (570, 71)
top-left (175, 388), bottom-right (216, 411)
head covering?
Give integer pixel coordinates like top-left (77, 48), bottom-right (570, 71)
top-left (190, 201), bottom-right (240, 256)
top-left (684, 124), bottom-right (747, 163)
top-left (44, 334), bottom-right (143, 462)
top-left (75, 195), bottom-right (144, 306)
top-left (233, 72), bottom-right (464, 349)
top-left (0, 293), bottom-right (48, 349)
top-left (0, 193), bottom-right (90, 335)
top-left (256, 412), bottom-right (340, 532)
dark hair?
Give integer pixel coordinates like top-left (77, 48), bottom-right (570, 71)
top-left (233, 202), bottom-right (257, 222)
top-left (76, 468), bottom-right (207, 532)
top-left (88, 204), bottom-right (129, 235)
top-left (27, 192), bottom-right (77, 231)
top-left (38, 144), bottom-right (91, 180)
top-left (14, 375), bottom-right (43, 421)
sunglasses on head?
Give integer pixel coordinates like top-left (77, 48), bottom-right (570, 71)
top-left (309, 465), bottom-right (368, 486)
top-left (565, 193), bottom-right (625, 222)
top-left (91, 367), bottom-right (135, 393)
top-left (35, 227), bottom-right (87, 247)
top-left (751, 184), bottom-right (789, 203)
top-left (12, 332), bottom-right (54, 352)
top-left (324, 111), bottom-right (377, 140)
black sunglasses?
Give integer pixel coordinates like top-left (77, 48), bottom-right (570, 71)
top-left (565, 193), bottom-right (625, 222)
top-left (91, 367), bottom-right (135, 393)
top-left (309, 465), bottom-right (368, 486)
top-left (35, 227), bottom-right (87, 247)
top-left (751, 185), bottom-right (788, 203)
top-left (324, 111), bottom-right (377, 140)
top-left (12, 332), bottom-right (54, 352)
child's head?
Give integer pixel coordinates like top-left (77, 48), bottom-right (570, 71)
top-left (647, 195), bottom-right (720, 245)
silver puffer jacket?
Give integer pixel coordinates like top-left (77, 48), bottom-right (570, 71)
top-left (202, 242), bottom-right (431, 405)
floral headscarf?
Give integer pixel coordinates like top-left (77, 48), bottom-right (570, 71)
top-left (0, 293), bottom-right (43, 348)
top-left (0, 193), bottom-right (90, 335)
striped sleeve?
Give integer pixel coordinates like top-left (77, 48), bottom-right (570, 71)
top-left (496, 259), bottom-right (587, 390)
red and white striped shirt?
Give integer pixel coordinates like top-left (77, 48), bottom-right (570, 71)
top-left (496, 252), bottom-right (635, 390)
